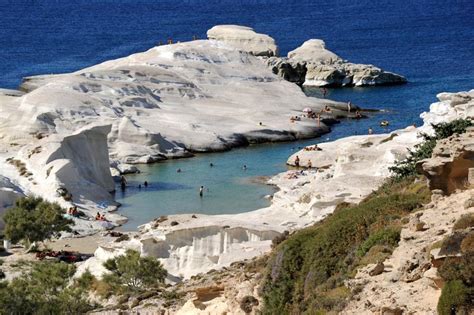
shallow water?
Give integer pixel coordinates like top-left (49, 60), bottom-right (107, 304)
top-left (1, 0), bottom-right (473, 229)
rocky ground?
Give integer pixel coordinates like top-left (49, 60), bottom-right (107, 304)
top-left (342, 188), bottom-right (474, 314)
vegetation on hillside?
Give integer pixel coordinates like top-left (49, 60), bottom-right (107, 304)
top-left (0, 249), bottom-right (169, 314)
top-left (261, 176), bottom-right (431, 314)
top-left (389, 118), bottom-right (472, 179)
top-left (436, 214), bottom-right (474, 315)
top-left (3, 196), bottom-right (73, 247)
top-left (102, 249), bottom-right (167, 294)
top-left (0, 261), bottom-right (97, 314)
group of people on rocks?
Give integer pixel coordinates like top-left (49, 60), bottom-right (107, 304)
top-left (66, 204), bottom-right (108, 222)
top-left (290, 105), bottom-right (334, 125)
top-left (294, 155), bottom-right (313, 169)
top-left (66, 206), bottom-right (80, 217)
top-left (95, 212), bottom-right (108, 221)
top-left (304, 144), bottom-right (322, 152)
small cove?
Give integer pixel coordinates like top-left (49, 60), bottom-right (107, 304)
top-left (115, 81), bottom-right (465, 230)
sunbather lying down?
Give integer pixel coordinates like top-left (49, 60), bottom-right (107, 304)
top-left (36, 250), bottom-right (86, 263)
top-left (304, 144), bottom-right (322, 151)
top-left (286, 170), bottom-right (306, 179)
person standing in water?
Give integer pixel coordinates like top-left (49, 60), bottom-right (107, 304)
top-left (199, 186), bottom-right (204, 197)
top-left (144, 181), bottom-right (148, 187)
top-left (120, 176), bottom-right (127, 190)
top-left (321, 88), bottom-right (328, 98)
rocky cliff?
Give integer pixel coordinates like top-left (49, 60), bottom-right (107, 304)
top-left (1, 124), bottom-right (124, 231)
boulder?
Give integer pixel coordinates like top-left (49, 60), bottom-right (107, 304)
top-left (207, 25), bottom-right (278, 57)
top-left (417, 128), bottom-right (474, 195)
top-left (287, 39), bottom-right (341, 64)
top-left (369, 262), bottom-right (385, 276)
top-left (266, 57), bottom-right (307, 85)
top-left (116, 163), bottom-right (140, 174)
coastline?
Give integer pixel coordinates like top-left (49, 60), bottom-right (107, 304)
top-left (0, 29), bottom-right (362, 233)
top-left (2, 23), bottom-right (470, 289)
top-left (79, 90), bottom-right (474, 281)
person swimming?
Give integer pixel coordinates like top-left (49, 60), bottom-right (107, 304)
top-left (242, 165), bottom-right (247, 170)
top-left (199, 186), bottom-right (204, 197)
top-left (177, 168), bottom-right (182, 173)
top-left (209, 163), bottom-right (214, 167)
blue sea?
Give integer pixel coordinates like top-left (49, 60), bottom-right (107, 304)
top-left (1, 0), bottom-right (473, 229)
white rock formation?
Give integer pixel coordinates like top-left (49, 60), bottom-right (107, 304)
top-left (11, 40), bottom-right (345, 164)
top-left (287, 39), bottom-right (341, 64)
top-left (420, 90), bottom-right (474, 133)
top-left (207, 25), bottom-right (278, 57)
top-left (0, 123), bottom-right (125, 232)
top-left (267, 39), bottom-right (407, 87)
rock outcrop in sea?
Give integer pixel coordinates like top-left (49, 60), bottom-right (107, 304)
top-left (267, 39), bottom-right (407, 87)
top-left (204, 25), bottom-right (406, 87)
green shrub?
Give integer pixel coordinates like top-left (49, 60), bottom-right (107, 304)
top-left (438, 252), bottom-right (474, 285)
top-left (0, 261), bottom-right (97, 314)
top-left (356, 226), bottom-right (401, 257)
top-left (453, 213), bottom-right (474, 231)
top-left (437, 280), bottom-right (473, 315)
top-left (358, 245), bottom-right (393, 266)
top-left (390, 119), bottom-right (472, 179)
top-left (3, 196), bottom-right (73, 246)
top-left (261, 178), bottom-right (428, 314)
top-left (102, 249), bottom-right (167, 294)
top-left (240, 295), bottom-right (259, 313)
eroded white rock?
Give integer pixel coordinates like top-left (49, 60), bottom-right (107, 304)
top-left (207, 25), bottom-right (278, 57)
